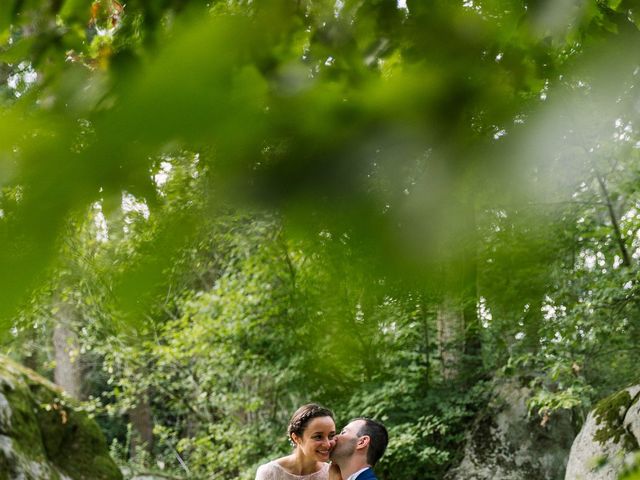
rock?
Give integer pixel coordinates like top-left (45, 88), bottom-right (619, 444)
top-left (446, 379), bottom-right (576, 480)
top-left (0, 354), bottom-right (122, 480)
top-left (565, 385), bottom-right (640, 480)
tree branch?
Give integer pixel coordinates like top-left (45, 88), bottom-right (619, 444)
top-left (594, 170), bottom-right (631, 267)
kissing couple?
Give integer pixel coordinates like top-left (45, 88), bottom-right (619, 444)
top-left (255, 403), bottom-right (388, 480)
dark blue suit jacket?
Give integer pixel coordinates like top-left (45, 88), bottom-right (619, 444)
top-left (354, 467), bottom-right (377, 480)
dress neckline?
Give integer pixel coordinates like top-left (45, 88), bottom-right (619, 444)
top-left (271, 461), bottom-right (327, 478)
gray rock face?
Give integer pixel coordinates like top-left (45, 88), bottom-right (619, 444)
top-left (0, 354), bottom-right (122, 480)
top-left (446, 380), bottom-right (576, 480)
top-left (565, 385), bottom-right (640, 480)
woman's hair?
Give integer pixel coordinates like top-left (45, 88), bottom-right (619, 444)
top-left (287, 403), bottom-right (334, 441)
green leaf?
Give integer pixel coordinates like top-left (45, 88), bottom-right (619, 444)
top-left (605, 0), bottom-right (624, 11)
top-left (0, 0), bottom-right (16, 33)
top-left (59, 0), bottom-right (90, 23)
top-left (0, 37), bottom-right (36, 63)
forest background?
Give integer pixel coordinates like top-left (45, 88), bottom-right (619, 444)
top-left (2, 0), bottom-right (640, 478)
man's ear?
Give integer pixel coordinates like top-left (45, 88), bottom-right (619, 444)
top-left (356, 435), bottom-right (371, 451)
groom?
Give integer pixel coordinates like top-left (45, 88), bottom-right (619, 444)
top-left (329, 417), bottom-right (388, 480)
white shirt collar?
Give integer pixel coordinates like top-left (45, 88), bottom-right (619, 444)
top-left (347, 467), bottom-right (370, 480)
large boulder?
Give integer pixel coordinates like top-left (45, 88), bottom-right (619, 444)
top-left (446, 380), bottom-right (576, 480)
top-left (0, 354), bottom-right (122, 480)
top-left (565, 385), bottom-right (640, 480)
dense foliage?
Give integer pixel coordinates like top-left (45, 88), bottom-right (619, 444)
top-left (3, 0), bottom-right (640, 479)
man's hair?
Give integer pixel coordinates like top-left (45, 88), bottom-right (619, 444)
top-left (354, 417), bottom-right (388, 466)
top-left (287, 403), bottom-right (334, 440)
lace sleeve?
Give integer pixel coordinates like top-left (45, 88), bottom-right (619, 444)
top-left (255, 463), bottom-right (276, 480)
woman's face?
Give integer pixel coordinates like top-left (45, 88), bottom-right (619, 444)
top-left (293, 416), bottom-right (336, 463)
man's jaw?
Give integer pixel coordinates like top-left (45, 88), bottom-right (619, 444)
top-left (329, 448), bottom-right (338, 461)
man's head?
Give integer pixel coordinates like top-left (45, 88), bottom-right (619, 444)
top-left (330, 418), bottom-right (388, 467)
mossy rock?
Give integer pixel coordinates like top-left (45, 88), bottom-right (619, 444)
top-left (0, 354), bottom-right (122, 480)
top-left (593, 389), bottom-right (640, 451)
top-left (445, 379), bottom-right (575, 480)
top-left (565, 385), bottom-right (640, 480)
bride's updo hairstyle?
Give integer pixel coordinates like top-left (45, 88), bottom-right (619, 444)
top-left (287, 403), bottom-right (334, 445)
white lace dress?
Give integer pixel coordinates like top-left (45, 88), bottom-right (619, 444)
top-left (255, 461), bottom-right (329, 480)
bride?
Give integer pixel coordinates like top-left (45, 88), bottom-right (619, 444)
top-left (255, 403), bottom-right (336, 480)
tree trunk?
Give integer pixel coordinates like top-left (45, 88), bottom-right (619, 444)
top-left (52, 300), bottom-right (83, 400)
top-left (437, 207), bottom-right (482, 384)
top-left (462, 225), bottom-right (482, 381)
top-left (437, 296), bottom-right (464, 381)
top-left (129, 393), bottom-right (154, 459)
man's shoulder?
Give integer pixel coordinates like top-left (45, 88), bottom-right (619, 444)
top-left (355, 467), bottom-right (377, 480)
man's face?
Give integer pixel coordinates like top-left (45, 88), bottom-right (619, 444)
top-left (330, 419), bottom-right (366, 461)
